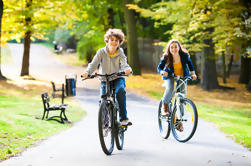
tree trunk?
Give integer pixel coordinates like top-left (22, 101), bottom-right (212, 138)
top-left (20, 0), bottom-right (32, 76)
top-left (123, 0), bottom-right (141, 75)
top-left (0, 0), bottom-right (6, 80)
top-left (222, 51), bottom-right (226, 83)
top-left (226, 54), bottom-right (234, 77)
top-left (190, 52), bottom-right (198, 75)
top-left (107, 8), bottom-right (115, 28)
top-left (21, 31), bottom-right (31, 76)
top-left (201, 38), bottom-right (219, 90)
top-left (239, 56), bottom-right (250, 84)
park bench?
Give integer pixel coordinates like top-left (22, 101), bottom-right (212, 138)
top-left (41, 92), bottom-right (68, 123)
top-left (51, 81), bottom-right (65, 104)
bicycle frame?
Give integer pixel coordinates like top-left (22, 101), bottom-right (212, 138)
top-left (169, 76), bottom-right (191, 116)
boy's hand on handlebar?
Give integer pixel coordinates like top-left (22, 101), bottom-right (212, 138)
top-left (81, 72), bottom-right (89, 79)
top-left (191, 74), bottom-right (197, 80)
top-left (125, 69), bottom-right (131, 75)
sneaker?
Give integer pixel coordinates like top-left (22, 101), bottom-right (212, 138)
top-left (120, 119), bottom-right (132, 126)
top-left (161, 102), bottom-right (169, 117)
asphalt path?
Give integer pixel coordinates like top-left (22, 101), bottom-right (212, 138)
top-left (1, 44), bottom-right (250, 166)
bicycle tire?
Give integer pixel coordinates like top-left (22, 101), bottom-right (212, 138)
top-left (114, 101), bottom-right (124, 150)
top-left (115, 121), bottom-right (124, 150)
top-left (158, 100), bottom-right (171, 139)
top-left (171, 98), bottom-right (198, 142)
top-left (98, 100), bottom-right (114, 155)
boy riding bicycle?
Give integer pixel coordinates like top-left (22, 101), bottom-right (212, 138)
top-left (81, 29), bottom-right (132, 126)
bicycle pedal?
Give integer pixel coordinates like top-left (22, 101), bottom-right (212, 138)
top-left (121, 122), bottom-right (132, 127)
top-left (127, 122), bottom-right (132, 126)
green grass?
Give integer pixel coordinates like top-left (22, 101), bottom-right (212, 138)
top-left (197, 104), bottom-right (251, 148)
top-left (126, 74), bottom-right (251, 150)
top-left (0, 82), bottom-right (86, 160)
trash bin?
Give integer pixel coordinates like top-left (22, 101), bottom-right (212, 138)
top-left (65, 74), bottom-right (77, 96)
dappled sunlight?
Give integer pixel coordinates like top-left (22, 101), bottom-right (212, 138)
top-left (0, 77), bottom-right (51, 98)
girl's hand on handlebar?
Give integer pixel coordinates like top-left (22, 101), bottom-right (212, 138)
top-left (162, 71), bottom-right (168, 77)
top-left (191, 74), bottom-right (197, 80)
top-left (81, 72), bottom-right (89, 79)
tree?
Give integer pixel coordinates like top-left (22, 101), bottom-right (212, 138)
top-left (20, 0), bottom-right (32, 76)
top-left (3, 0), bottom-right (65, 76)
top-left (123, 0), bottom-right (141, 75)
top-left (128, 0), bottom-right (248, 90)
top-left (0, 0), bottom-right (6, 80)
top-left (238, 0), bottom-right (251, 84)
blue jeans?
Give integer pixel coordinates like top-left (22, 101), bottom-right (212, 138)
top-left (162, 78), bottom-right (187, 104)
top-left (101, 78), bottom-right (128, 121)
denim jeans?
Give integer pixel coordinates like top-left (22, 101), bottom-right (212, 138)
top-left (162, 77), bottom-right (187, 104)
top-left (101, 78), bottom-right (127, 121)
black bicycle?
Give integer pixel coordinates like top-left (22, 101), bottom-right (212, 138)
top-left (82, 72), bottom-right (130, 155)
top-left (158, 76), bottom-right (198, 142)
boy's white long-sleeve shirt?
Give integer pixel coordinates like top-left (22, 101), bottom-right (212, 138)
top-left (86, 46), bottom-right (132, 81)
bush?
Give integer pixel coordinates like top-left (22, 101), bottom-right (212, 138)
top-left (77, 30), bottom-right (104, 62)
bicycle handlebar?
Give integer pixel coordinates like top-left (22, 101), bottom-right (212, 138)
top-left (173, 76), bottom-right (192, 81)
top-left (161, 72), bottom-right (194, 81)
top-left (81, 71), bottom-right (132, 81)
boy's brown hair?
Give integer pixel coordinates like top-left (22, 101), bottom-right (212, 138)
top-left (104, 29), bottom-right (125, 45)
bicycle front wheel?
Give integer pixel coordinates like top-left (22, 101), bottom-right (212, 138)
top-left (171, 98), bottom-right (198, 142)
top-left (158, 100), bottom-right (171, 139)
top-left (98, 100), bottom-right (114, 155)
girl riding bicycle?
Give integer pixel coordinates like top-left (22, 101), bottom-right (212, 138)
top-left (157, 39), bottom-right (197, 131)
top-left (81, 29), bottom-right (132, 126)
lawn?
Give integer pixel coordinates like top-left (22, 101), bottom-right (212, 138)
top-left (0, 80), bottom-right (86, 160)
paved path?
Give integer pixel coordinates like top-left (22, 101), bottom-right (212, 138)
top-left (1, 44), bottom-right (250, 166)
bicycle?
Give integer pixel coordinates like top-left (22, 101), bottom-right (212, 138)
top-left (158, 76), bottom-right (198, 142)
top-left (82, 72), bottom-right (131, 155)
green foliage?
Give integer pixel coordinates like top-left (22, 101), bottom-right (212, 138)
top-left (2, 0), bottom-right (66, 44)
top-left (76, 27), bottom-right (105, 62)
top-left (54, 28), bottom-right (72, 45)
top-left (127, 0), bottom-right (249, 55)
top-left (59, 0), bottom-right (116, 61)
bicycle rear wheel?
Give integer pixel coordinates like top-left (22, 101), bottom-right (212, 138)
top-left (158, 100), bottom-right (171, 139)
top-left (115, 121), bottom-right (125, 150)
top-left (171, 98), bottom-right (198, 142)
top-left (98, 100), bottom-right (114, 155)
top-left (114, 102), bottom-right (125, 150)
